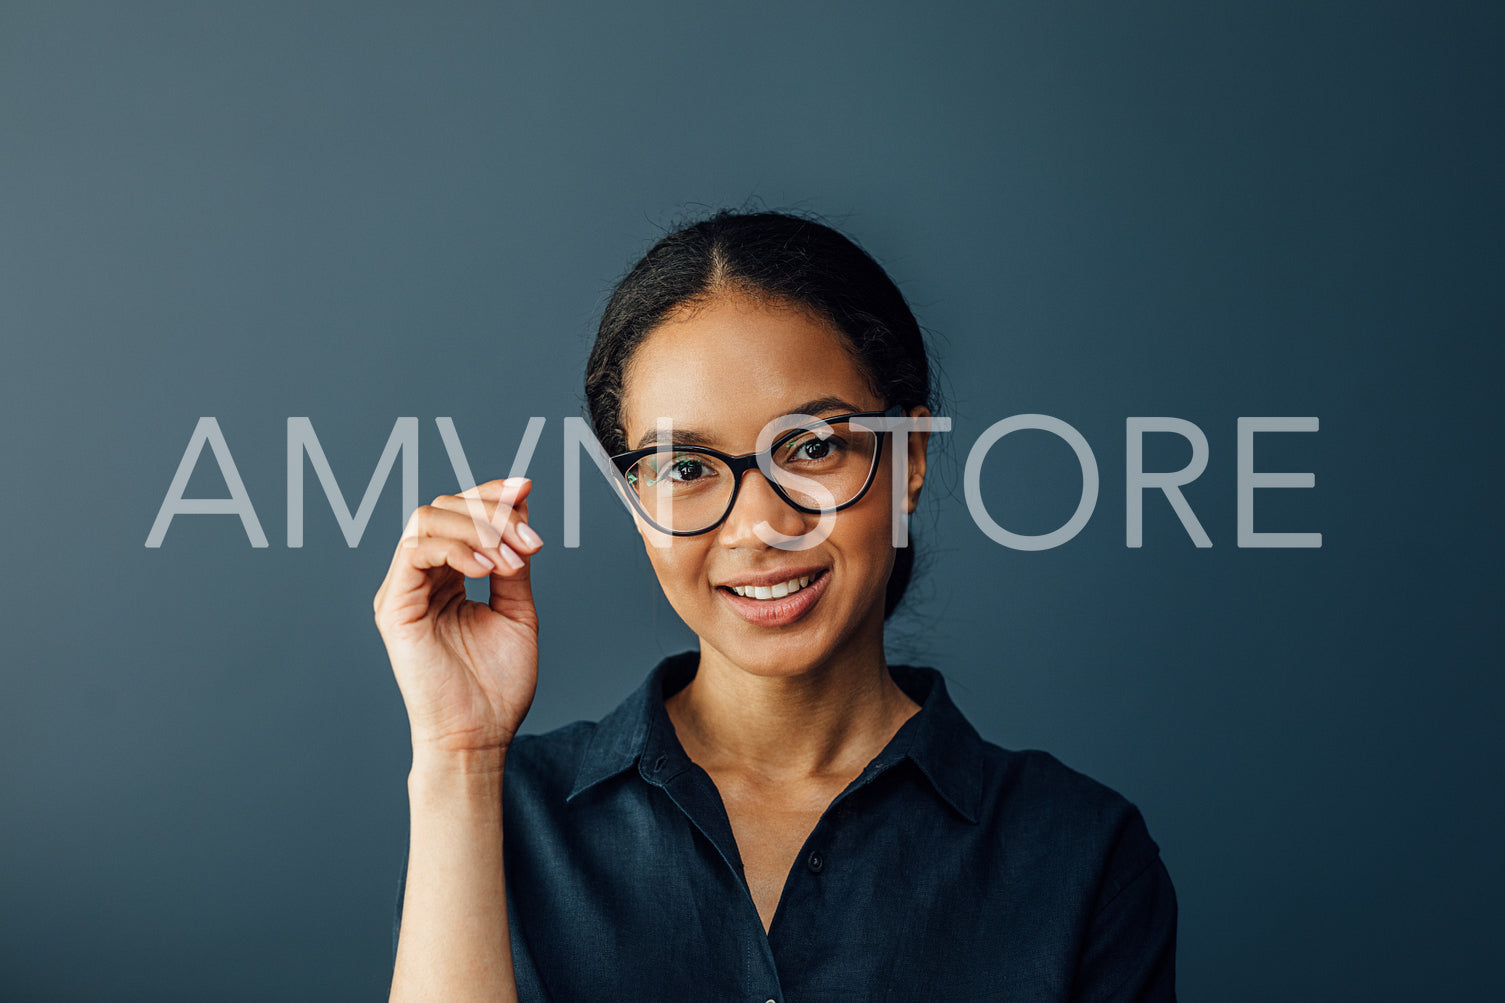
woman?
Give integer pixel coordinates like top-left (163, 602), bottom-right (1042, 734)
top-left (377, 209), bottom-right (1178, 1001)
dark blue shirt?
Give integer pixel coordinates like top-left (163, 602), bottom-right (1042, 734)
top-left (393, 651), bottom-right (1177, 1001)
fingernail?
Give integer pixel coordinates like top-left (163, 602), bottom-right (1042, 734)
top-left (516, 523), bottom-right (542, 548)
top-left (471, 551), bottom-right (495, 571)
top-left (504, 476), bottom-right (529, 487)
top-left (497, 544), bottom-right (525, 570)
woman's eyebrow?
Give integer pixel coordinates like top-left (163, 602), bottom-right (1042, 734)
top-left (785, 395), bottom-right (863, 418)
top-left (629, 396), bottom-right (866, 451)
top-left (631, 427), bottom-right (720, 450)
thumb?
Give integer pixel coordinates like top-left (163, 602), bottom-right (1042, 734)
top-left (488, 549), bottom-right (538, 628)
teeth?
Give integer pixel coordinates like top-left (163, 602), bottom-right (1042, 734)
top-left (730, 575), bottom-right (812, 599)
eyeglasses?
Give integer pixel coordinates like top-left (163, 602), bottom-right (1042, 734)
top-left (610, 404), bottom-right (904, 536)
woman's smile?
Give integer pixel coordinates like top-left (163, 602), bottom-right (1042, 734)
top-left (714, 567), bottom-right (831, 626)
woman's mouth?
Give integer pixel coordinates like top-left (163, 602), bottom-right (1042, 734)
top-left (725, 574), bottom-right (813, 599)
top-left (716, 570), bottom-right (830, 627)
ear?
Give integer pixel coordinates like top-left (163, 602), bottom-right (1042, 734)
top-left (903, 405), bottom-right (932, 515)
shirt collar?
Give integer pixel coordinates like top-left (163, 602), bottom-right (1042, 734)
top-left (566, 650), bottom-right (985, 824)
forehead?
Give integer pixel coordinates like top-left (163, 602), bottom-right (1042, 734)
top-left (621, 293), bottom-right (878, 448)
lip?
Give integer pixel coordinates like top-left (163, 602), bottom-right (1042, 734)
top-left (715, 565), bottom-right (827, 590)
top-left (715, 569), bottom-right (830, 628)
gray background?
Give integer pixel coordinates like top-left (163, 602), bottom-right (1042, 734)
top-left (2, 1), bottom-right (1501, 1000)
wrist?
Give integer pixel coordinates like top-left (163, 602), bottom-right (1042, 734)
top-left (409, 743), bottom-right (508, 787)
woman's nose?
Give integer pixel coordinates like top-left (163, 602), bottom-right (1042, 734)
top-left (717, 468), bottom-right (811, 547)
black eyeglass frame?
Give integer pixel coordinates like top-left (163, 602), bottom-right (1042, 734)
top-left (608, 403), bottom-right (905, 537)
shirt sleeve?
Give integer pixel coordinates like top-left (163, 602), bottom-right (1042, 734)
top-left (1069, 805), bottom-right (1179, 1002)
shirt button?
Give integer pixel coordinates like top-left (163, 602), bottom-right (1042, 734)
top-left (806, 850), bottom-right (824, 873)
top-left (653, 753), bottom-right (667, 773)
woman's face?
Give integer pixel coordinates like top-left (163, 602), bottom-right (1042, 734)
top-left (618, 291), bottom-right (930, 680)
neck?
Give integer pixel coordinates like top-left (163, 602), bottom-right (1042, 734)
top-left (666, 612), bottom-right (920, 783)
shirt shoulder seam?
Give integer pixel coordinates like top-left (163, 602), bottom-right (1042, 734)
top-left (1093, 847), bottom-right (1163, 917)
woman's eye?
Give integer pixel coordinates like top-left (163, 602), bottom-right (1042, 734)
top-left (662, 453), bottom-right (713, 483)
top-left (784, 434), bottom-right (845, 463)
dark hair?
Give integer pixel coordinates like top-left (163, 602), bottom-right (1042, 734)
top-left (585, 208), bottom-right (935, 619)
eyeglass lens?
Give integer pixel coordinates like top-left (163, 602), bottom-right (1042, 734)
top-left (622, 419), bottom-right (880, 533)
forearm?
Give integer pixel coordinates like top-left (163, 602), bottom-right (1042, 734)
top-left (390, 748), bottom-right (518, 1003)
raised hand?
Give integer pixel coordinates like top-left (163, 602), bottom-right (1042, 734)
top-left (374, 476), bottom-right (543, 758)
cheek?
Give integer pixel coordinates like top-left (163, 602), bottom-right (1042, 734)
top-left (848, 466), bottom-right (899, 546)
top-left (645, 544), bottom-right (709, 599)
top-left (846, 515), bottom-right (897, 584)
top-left (841, 471), bottom-right (904, 582)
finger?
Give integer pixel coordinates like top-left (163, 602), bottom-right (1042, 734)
top-left (436, 478), bottom-right (542, 555)
top-left (401, 535), bottom-right (500, 578)
top-left (374, 479), bottom-right (537, 620)
top-left (449, 482), bottom-right (540, 621)
top-left (385, 497), bottom-right (516, 585)
top-left (375, 534), bottom-right (499, 620)
top-left (487, 534), bottom-right (537, 627)
top-left (456, 475), bottom-right (530, 501)
top-left (455, 475), bottom-right (532, 513)
top-left (404, 505), bottom-right (527, 572)
top-left (455, 476), bottom-right (533, 522)
top-left (433, 493), bottom-right (536, 556)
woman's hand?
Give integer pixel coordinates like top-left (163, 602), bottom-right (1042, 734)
top-left (374, 477), bottom-right (543, 760)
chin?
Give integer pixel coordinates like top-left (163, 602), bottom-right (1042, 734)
top-left (702, 628), bottom-right (834, 679)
